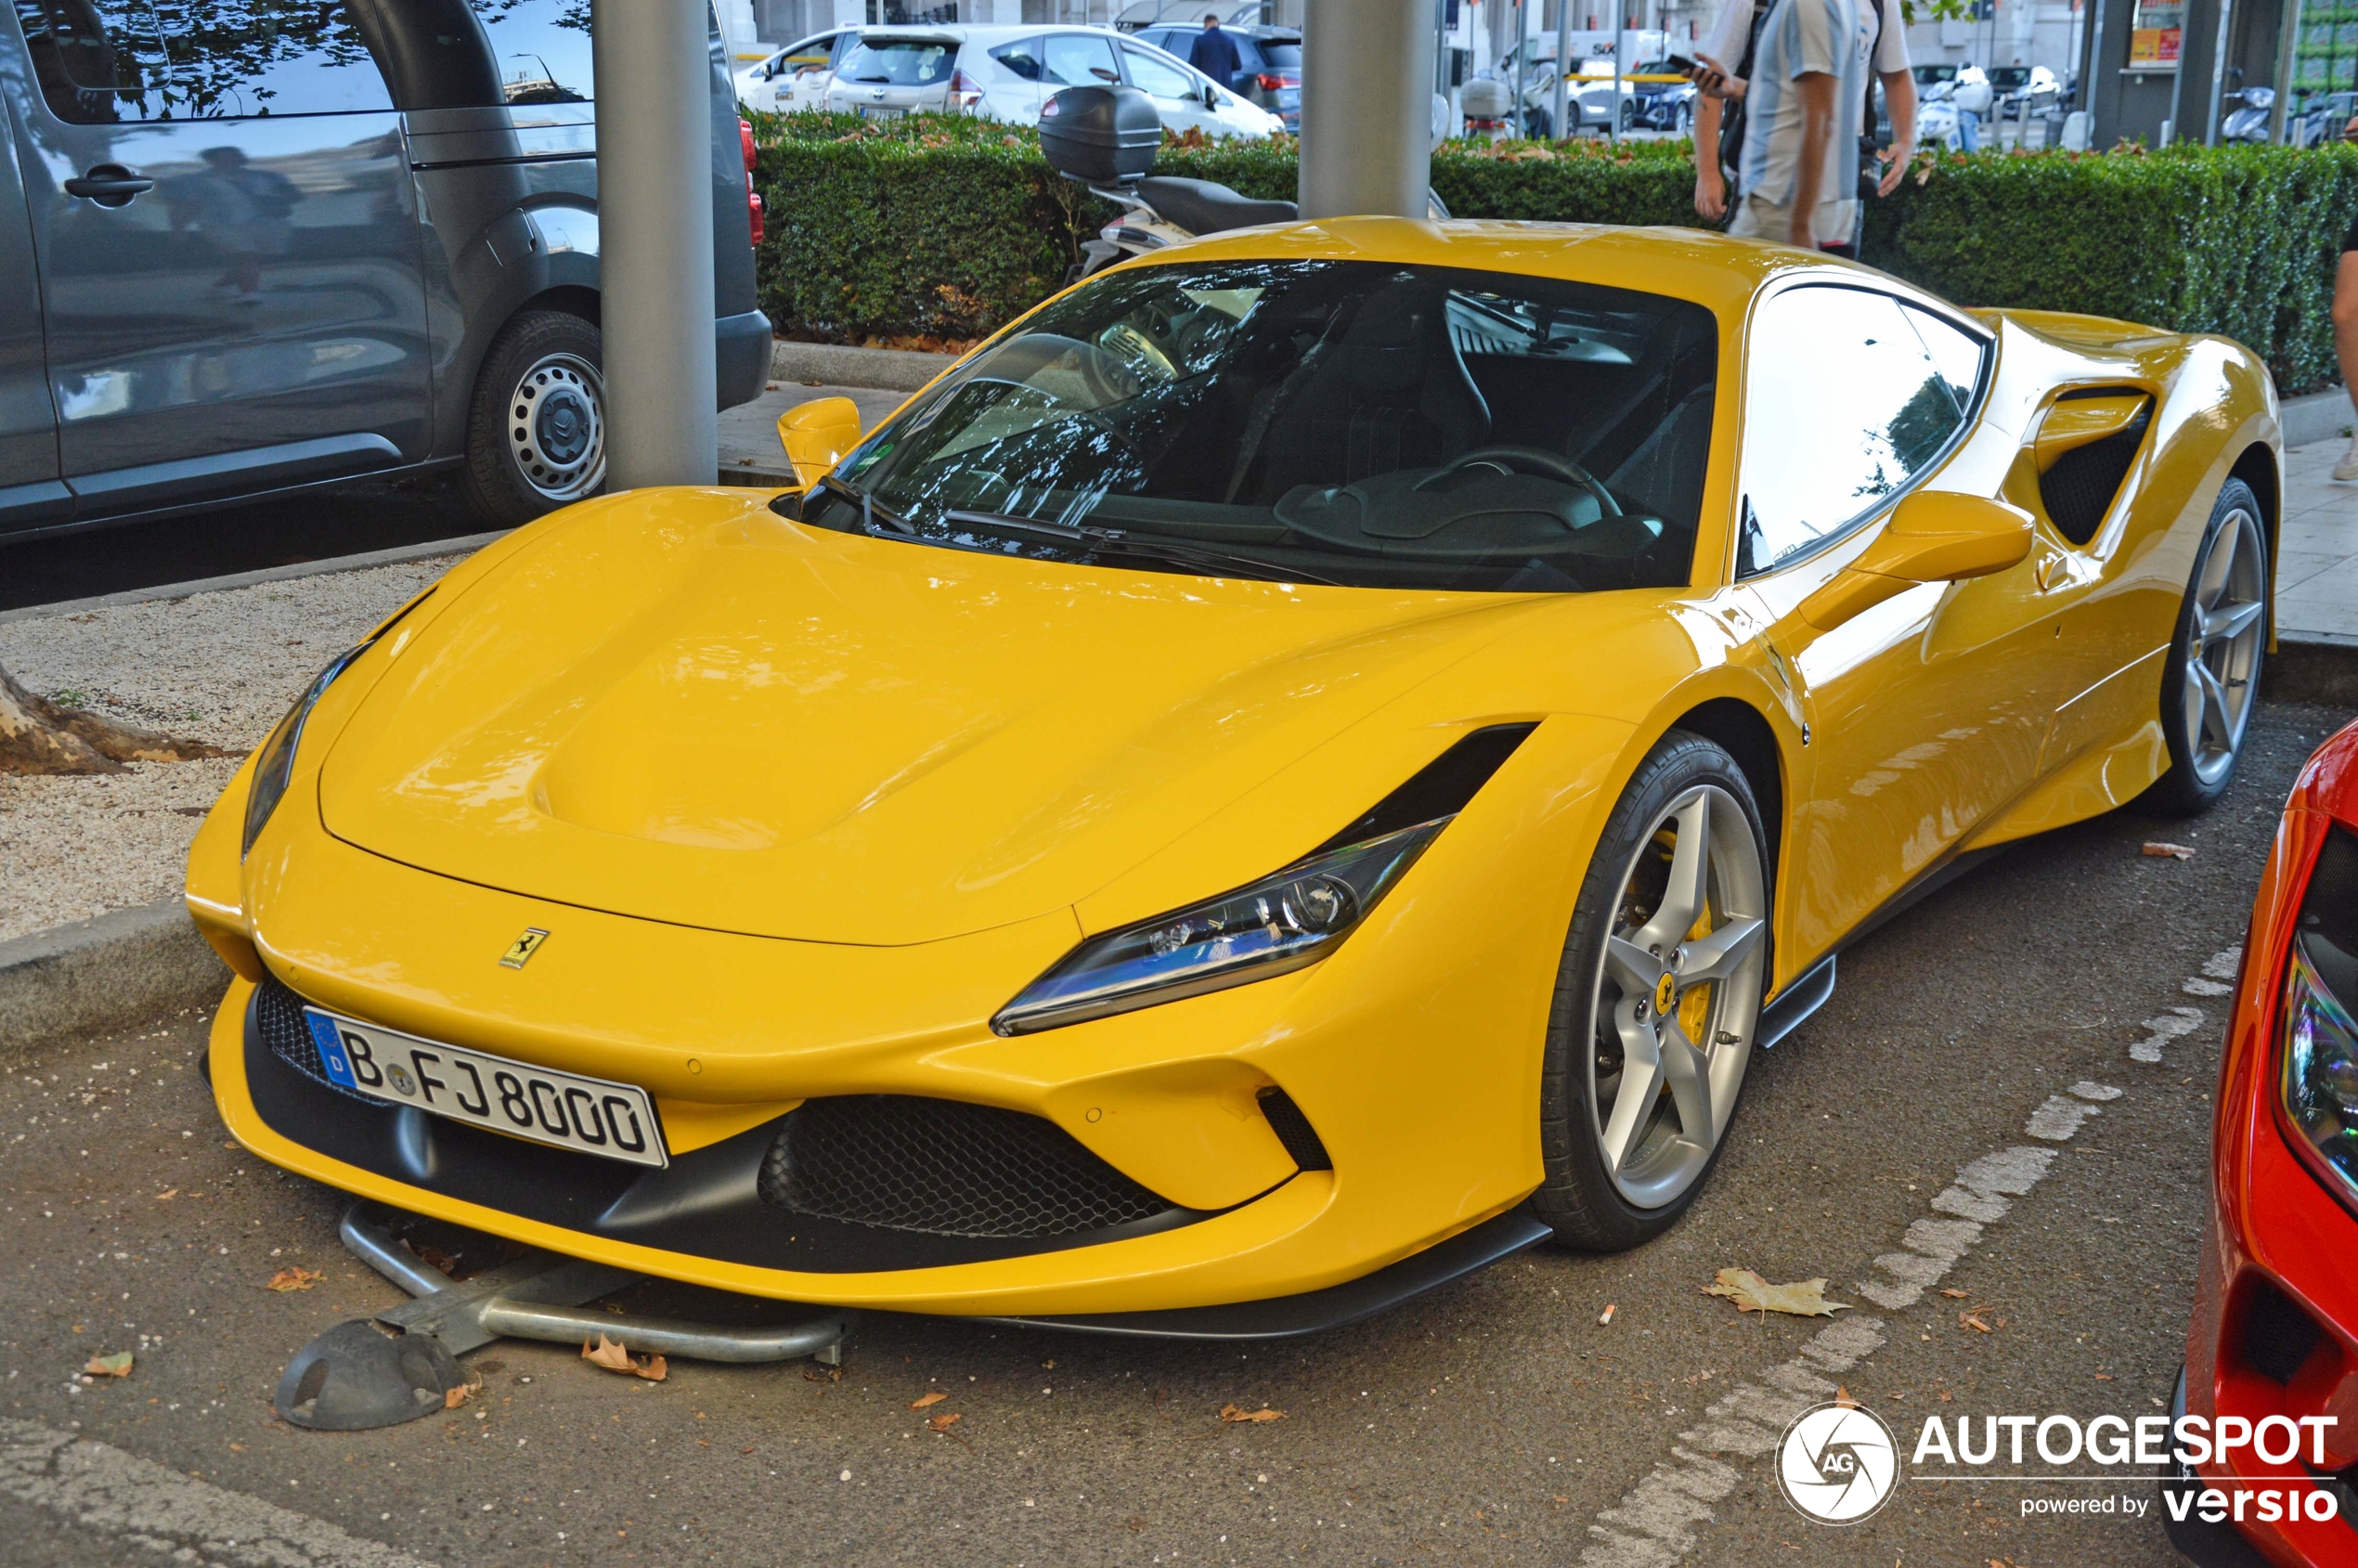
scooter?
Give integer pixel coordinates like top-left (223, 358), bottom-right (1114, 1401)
top-left (2220, 84), bottom-right (2274, 143)
top-left (1041, 84), bottom-right (1449, 282)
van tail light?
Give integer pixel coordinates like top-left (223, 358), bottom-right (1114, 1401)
top-left (951, 68), bottom-right (985, 110)
top-left (739, 117), bottom-right (763, 246)
top-left (1255, 72), bottom-right (1298, 90)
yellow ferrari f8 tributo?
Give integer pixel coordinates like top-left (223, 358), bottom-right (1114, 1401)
top-left (188, 220), bottom-right (2278, 1334)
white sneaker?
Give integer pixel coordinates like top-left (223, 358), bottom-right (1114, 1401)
top-left (2337, 434), bottom-right (2358, 482)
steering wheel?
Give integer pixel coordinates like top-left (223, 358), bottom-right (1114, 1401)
top-left (1418, 445), bottom-right (1621, 518)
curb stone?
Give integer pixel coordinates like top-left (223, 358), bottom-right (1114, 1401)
top-left (0, 531), bottom-right (507, 628)
top-left (769, 339), bottom-right (959, 393)
top-left (0, 897), bottom-right (225, 1056)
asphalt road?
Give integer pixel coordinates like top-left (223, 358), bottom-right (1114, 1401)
top-left (2, 700), bottom-right (2346, 1568)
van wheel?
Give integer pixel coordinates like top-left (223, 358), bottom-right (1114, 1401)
top-left (460, 310), bottom-right (606, 527)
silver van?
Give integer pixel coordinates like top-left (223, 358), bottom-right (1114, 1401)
top-left (0, 0), bottom-right (770, 536)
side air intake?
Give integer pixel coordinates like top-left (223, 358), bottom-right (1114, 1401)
top-left (2039, 391), bottom-right (2151, 547)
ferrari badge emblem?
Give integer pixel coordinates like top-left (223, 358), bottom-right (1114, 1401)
top-left (499, 928), bottom-right (550, 969)
top-left (1653, 971), bottom-right (1677, 1015)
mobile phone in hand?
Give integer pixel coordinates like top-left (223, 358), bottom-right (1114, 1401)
top-left (1665, 53), bottom-right (1701, 74)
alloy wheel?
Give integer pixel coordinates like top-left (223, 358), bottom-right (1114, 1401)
top-left (505, 352), bottom-right (605, 503)
top-left (1586, 784), bottom-right (1768, 1210)
top-left (2177, 505), bottom-right (2266, 787)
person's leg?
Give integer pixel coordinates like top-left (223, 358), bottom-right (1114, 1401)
top-left (2334, 247), bottom-right (2358, 479)
top-left (1959, 110), bottom-right (1979, 152)
top-left (1726, 193), bottom-right (1786, 241)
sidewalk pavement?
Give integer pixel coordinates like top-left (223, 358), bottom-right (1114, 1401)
top-left (2279, 436), bottom-right (2358, 646)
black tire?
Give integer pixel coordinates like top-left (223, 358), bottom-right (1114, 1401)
top-left (2144, 478), bottom-right (2269, 816)
top-left (460, 309), bottom-right (607, 529)
top-left (1533, 730), bottom-right (1773, 1251)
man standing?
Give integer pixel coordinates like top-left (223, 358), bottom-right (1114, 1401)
top-left (1187, 14), bottom-right (1241, 89)
top-left (1688, 0), bottom-right (1912, 252)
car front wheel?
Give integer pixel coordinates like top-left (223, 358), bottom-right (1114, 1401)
top-left (460, 309), bottom-right (607, 529)
top-left (1534, 730), bottom-right (1771, 1251)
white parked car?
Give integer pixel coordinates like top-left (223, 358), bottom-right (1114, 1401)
top-left (734, 31), bottom-right (855, 114)
top-left (823, 25), bottom-right (1284, 137)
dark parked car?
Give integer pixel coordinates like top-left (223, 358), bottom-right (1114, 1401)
top-left (1134, 23), bottom-right (1300, 128)
top-left (0, 0), bottom-right (770, 538)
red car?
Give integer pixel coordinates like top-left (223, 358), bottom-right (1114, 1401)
top-left (2172, 719), bottom-right (2358, 1566)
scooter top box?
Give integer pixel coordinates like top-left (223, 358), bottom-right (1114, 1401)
top-left (1042, 84), bottom-right (1163, 187)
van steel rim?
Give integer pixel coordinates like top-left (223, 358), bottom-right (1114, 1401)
top-left (508, 352), bottom-right (605, 501)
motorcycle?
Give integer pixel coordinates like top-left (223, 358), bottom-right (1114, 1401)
top-left (1043, 84), bottom-right (1449, 282)
top-left (2220, 84), bottom-right (2274, 144)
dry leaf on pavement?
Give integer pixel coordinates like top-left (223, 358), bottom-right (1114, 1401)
top-left (1834, 1386), bottom-right (1858, 1408)
top-left (154, 1188), bottom-right (178, 1201)
top-left (581, 1333), bottom-right (667, 1380)
top-left (266, 1265), bottom-right (322, 1292)
top-left (1701, 1268), bottom-right (1851, 1317)
top-left (84, 1352), bottom-right (132, 1378)
top-left (1958, 1309), bottom-right (1995, 1333)
top-left (444, 1381), bottom-right (479, 1410)
top-left (1219, 1405), bottom-right (1285, 1424)
top-left (2143, 842), bottom-right (2196, 860)
top-left (1939, 1288), bottom-right (1971, 1299)
top-left (926, 1412), bottom-right (961, 1432)
top-left (909, 1392), bottom-right (948, 1410)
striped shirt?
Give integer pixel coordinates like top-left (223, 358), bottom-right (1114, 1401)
top-left (1726, 0), bottom-right (1892, 208)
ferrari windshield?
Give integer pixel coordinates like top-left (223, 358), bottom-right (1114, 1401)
top-left (785, 259), bottom-right (1719, 593)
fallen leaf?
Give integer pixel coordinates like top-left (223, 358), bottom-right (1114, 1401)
top-left (1834, 1386), bottom-right (1858, 1408)
top-left (926, 1412), bottom-right (961, 1432)
top-left (1598, 1303), bottom-right (1616, 1326)
top-left (2143, 842), bottom-right (2196, 860)
top-left (1938, 1288), bottom-right (1971, 1299)
top-left (741, 1444), bottom-right (756, 1454)
top-left (1219, 1405), bottom-right (1285, 1424)
top-left (2094, 1373), bottom-right (2114, 1380)
top-left (445, 1382), bottom-right (477, 1410)
top-left (154, 1188), bottom-right (178, 1201)
top-left (1701, 1268), bottom-right (1851, 1317)
top-left (909, 1392), bottom-right (948, 1410)
top-left (580, 1333), bottom-right (667, 1380)
top-left (1959, 1310), bottom-right (1994, 1333)
top-left (84, 1352), bottom-right (132, 1378)
top-left (266, 1265), bottom-right (323, 1293)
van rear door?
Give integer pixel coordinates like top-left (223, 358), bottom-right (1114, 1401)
top-left (3, 0), bottom-right (432, 517)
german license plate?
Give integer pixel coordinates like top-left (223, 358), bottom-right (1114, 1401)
top-left (303, 1007), bottom-right (667, 1168)
top-left (857, 105), bottom-right (904, 119)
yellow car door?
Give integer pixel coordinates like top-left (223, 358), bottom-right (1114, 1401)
top-left (1728, 282), bottom-right (2066, 970)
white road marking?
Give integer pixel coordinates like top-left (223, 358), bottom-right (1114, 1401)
top-left (2183, 978), bottom-right (2232, 997)
top-left (1577, 1079), bottom-right (2116, 1564)
top-left (0, 1419), bottom-right (437, 1568)
top-left (2026, 1094), bottom-right (2101, 1141)
top-left (2131, 1006), bottom-right (2204, 1063)
top-left (2202, 949), bottom-right (2241, 980)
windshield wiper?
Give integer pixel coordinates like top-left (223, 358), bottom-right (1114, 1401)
top-left (941, 508), bottom-right (1338, 587)
top-left (816, 473), bottom-right (916, 537)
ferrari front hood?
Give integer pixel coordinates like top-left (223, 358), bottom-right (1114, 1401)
top-left (318, 492), bottom-right (1539, 946)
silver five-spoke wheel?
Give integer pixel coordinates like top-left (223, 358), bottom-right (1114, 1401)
top-left (2176, 502), bottom-right (2265, 789)
top-left (1587, 783), bottom-right (1768, 1211)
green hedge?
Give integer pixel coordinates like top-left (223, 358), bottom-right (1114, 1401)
top-left (755, 112), bottom-right (2358, 393)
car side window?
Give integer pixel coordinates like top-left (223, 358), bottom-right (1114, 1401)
top-left (15, 0), bottom-right (399, 123)
top-left (1121, 43), bottom-right (1198, 100)
top-left (1041, 32), bottom-right (1120, 88)
top-left (1737, 285), bottom-right (1976, 577)
top-left (990, 37), bottom-right (1046, 82)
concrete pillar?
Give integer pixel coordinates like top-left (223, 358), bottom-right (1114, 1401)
top-left (594, 0), bottom-right (718, 490)
top-left (1299, 0), bottom-right (1437, 217)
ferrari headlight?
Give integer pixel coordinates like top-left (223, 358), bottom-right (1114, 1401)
top-left (992, 818), bottom-right (1450, 1036)
top-left (2283, 934), bottom-right (2358, 1200)
top-left (241, 643), bottom-right (370, 857)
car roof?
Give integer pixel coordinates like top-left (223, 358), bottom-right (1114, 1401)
top-left (852, 24), bottom-right (1147, 44)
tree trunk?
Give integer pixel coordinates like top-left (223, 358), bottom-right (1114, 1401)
top-left (0, 659), bottom-right (231, 776)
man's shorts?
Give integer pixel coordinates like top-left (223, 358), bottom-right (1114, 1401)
top-left (1729, 191), bottom-right (1859, 250)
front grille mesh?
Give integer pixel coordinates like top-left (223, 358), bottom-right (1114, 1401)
top-left (758, 1095), bottom-right (1176, 1238)
top-left (253, 975), bottom-right (375, 1104)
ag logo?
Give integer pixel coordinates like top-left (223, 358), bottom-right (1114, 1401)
top-left (499, 927), bottom-right (549, 969)
top-left (1776, 1401), bottom-right (1898, 1524)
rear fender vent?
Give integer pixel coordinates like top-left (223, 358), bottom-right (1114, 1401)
top-left (2038, 390), bottom-right (2152, 548)
top-left (1257, 1086), bottom-right (1332, 1171)
top-left (758, 1095), bottom-right (1180, 1238)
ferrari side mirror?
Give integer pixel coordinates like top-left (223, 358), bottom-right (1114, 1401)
top-left (776, 395), bottom-right (862, 490)
top-left (1800, 490), bottom-right (2034, 630)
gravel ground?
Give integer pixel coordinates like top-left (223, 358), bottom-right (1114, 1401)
top-left (0, 557), bottom-right (464, 943)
